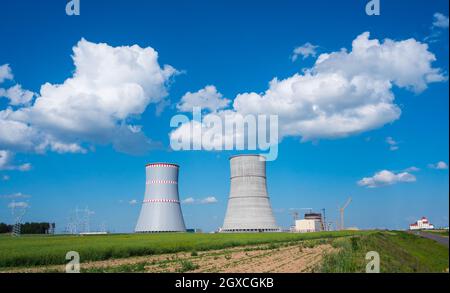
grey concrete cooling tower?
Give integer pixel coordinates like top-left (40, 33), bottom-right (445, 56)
top-left (135, 163), bottom-right (186, 233)
top-left (221, 155), bottom-right (279, 232)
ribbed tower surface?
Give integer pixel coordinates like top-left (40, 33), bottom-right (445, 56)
top-left (135, 163), bottom-right (186, 233)
top-left (221, 155), bottom-right (279, 232)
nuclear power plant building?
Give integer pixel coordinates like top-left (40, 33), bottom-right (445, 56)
top-left (221, 155), bottom-right (280, 232)
top-left (135, 163), bottom-right (186, 233)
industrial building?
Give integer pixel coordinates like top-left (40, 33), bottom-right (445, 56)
top-left (409, 217), bottom-right (434, 230)
top-left (135, 163), bottom-right (186, 233)
top-left (221, 155), bottom-right (279, 232)
top-left (295, 219), bottom-right (322, 233)
top-left (294, 213), bottom-right (324, 233)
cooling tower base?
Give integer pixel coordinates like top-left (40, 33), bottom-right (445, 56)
top-left (135, 231), bottom-right (186, 233)
top-left (220, 228), bottom-right (281, 233)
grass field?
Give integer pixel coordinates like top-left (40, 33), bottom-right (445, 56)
top-left (0, 230), bottom-right (367, 269)
top-left (316, 231), bottom-right (449, 273)
top-left (1, 230), bottom-right (447, 272)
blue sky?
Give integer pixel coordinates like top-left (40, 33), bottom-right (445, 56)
top-left (0, 0), bottom-right (448, 232)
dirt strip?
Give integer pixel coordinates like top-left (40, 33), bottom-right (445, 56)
top-left (2, 241), bottom-right (335, 273)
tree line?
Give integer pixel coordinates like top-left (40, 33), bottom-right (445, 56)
top-left (0, 222), bottom-right (55, 234)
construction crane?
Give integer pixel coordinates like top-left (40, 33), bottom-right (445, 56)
top-left (338, 197), bottom-right (352, 230)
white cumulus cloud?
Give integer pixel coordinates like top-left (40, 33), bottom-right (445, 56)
top-left (172, 32), bottom-right (445, 145)
top-left (0, 39), bottom-right (177, 155)
top-left (200, 196), bottom-right (218, 204)
top-left (292, 42), bottom-right (319, 61)
top-left (0, 64), bottom-right (13, 83)
top-left (0, 84), bottom-right (35, 106)
top-left (428, 161), bottom-right (448, 170)
top-left (425, 13), bottom-right (449, 43)
top-left (0, 150), bottom-right (31, 171)
top-left (358, 169), bottom-right (416, 188)
top-left (404, 166), bottom-right (420, 172)
top-left (433, 13), bottom-right (449, 29)
top-left (182, 197), bottom-right (195, 204)
top-left (182, 196), bottom-right (218, 205)
top-left (177, 85), bottom-right (230, 112)
top-left (386, 136), bottom-right (399, 151)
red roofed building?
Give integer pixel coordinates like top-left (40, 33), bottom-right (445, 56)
top-left (409, 217), bottom-right (435, 230)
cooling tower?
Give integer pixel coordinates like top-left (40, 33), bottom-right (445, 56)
top-left (221, 155), bottom-right (279, 232)
top-left (135, 163), bottom-right (186, 233)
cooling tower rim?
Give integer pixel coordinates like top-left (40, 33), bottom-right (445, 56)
top-left (229, 154), bottom-right (265, 160)
top-left (145, 162), bottom-right (179, 168)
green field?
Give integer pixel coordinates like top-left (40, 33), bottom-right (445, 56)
top-left (0, 230), bottom-right (366, 269)
top-left (0, 230), bottom-right (447, 272)
top-left (317, 231), bottom-right (449, 273)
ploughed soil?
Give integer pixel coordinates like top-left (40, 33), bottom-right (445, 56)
top-left (3, 241), bottom-right (335, 273)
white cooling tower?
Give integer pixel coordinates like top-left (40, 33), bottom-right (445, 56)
top-left (135, 163), bottom-right (186, 233)
top-left (221, 155), bottom-right (279, 232)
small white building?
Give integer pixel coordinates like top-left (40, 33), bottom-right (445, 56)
top-left (295, 219), bottom-right (322, 233)
top-left (409, 217), bottom-right (434, 230)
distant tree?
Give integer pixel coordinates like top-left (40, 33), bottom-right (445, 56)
top-left (20, 222), bottom-right (51, 234)
top-left (0, 223), bottom-right (12, 233)
top-left (0, 222), bottom-right (55, 234)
